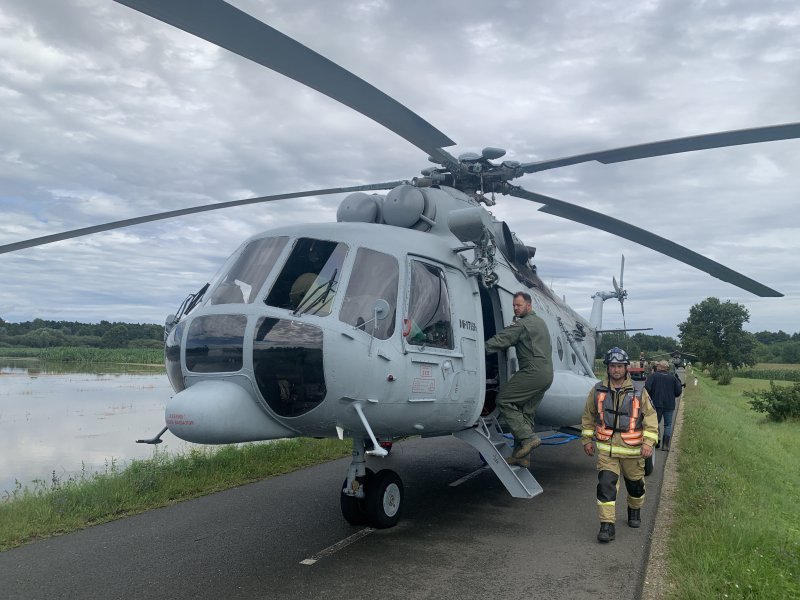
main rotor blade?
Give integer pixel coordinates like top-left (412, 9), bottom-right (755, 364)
top-left (519, 122), bottom-right (800, 174)
top-left (506, 186), bottom-right (782, 297)
top-left (113, 0), bottom-right (456, 162)
top-left (0, 181), bottom-right (404, 255)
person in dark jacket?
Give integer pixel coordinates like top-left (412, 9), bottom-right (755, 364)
top-left (644, 360), bottom-right (683, 451)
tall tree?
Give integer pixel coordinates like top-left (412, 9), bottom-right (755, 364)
top-left (678, 297), bottom-right (756, 369)
top-left (101, 324), bottom-right (130, 348)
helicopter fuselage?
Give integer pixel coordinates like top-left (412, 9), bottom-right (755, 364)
top-left (162, 185), bottom-right (602, 447)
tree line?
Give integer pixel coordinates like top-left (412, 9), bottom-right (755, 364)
top-left (0, 318), bottom-right (163, 349)
top-left (3, 297), bottom-right (799, 364)
top-left (598, 297), bottom-right (800, 367)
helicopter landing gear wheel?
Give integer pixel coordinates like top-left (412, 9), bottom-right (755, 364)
top-left (340, 468), bottom-right (374, 526)
top-left (364, 469), bottom-right (403, 529)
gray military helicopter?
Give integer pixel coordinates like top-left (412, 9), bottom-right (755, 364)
top-left (3, 0), bottom-right (796, 529)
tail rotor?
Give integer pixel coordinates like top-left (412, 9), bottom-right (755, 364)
top-left (612, 255), bottom-right (627, 332)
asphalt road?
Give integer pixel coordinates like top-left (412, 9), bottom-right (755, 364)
top-left (0, 431), bottom-right (668, 600)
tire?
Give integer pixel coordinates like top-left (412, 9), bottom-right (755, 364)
top-left (364, 469), bottom-right (403, 529)
top-left (644, 452), bottom-right (655, 477)
top-left (340, 468), bottom-right (374, 526)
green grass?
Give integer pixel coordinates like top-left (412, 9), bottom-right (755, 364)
top-left (669, 373), bottom-right (800, 599)
top-left (754, 363), bottom-right (800, 371)
top-left (0, 438), bottom-right (351, 551)
top-left (736, 364), bottom-right (800, 382)
top-left (0, 346), bottom-right (164, 364)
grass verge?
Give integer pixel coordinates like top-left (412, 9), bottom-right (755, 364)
top-left (0, 438), bottom-right (351, 551)
top-left (670, 374), bottom-right (799, 598)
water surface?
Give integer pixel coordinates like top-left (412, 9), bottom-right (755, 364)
top-left (0, 359), bottom-right (196, 495)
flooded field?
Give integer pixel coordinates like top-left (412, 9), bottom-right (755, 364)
top-left (0, 358), bottom-right (196, 495)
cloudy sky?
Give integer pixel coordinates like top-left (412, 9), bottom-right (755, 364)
top-left (1, 0), bottom-right (798, 338)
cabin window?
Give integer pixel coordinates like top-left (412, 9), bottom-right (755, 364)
top-left (406, 260), bottom-right (453, 349)
top-left (265, 238), bottom-right (348, 316)
top-left (185, 314), bottom-right (247, 373)
top-left (208, 236), bottom-right (289, 305)
top-left (339, 248), bottom-right (398, 339)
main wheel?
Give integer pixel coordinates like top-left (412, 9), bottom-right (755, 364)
top-left (340, 468), bottom-right (374, 526)
top-left (364, 469), bottom-right (403, 529)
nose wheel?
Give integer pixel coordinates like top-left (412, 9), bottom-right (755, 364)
top-left (340, 467), bottom-right (374, 526)
top-left (341, 468), bottom-right (404, 528)
top-left (341, 438), bottom-right (404, 528)
top-left (364, 469), bottom-right (403, 528)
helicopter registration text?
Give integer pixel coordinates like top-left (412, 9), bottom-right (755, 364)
top-left (459, 319), bottom-right (478, 332)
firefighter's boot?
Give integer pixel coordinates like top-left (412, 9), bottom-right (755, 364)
top-left (627, 508), bottom-right (641, 528)
top-left (597, 522), bottom-right (615, 543)
top-left (662, 436), bottom-right (671, 451)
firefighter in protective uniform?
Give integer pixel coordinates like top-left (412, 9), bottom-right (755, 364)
top-left (581, 347), bottom-right (658, 543)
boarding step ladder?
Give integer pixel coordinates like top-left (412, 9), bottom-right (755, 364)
top-left (453, 412), bottom-right (543, 499)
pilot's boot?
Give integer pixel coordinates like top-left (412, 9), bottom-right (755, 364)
top-left (597, 522), bottom-right (615, 543)
top-left (506, 454), bottom-right (530, 468)
top-left (662, 436), bottom-right (671, 451)
top-left (627, 507), bottom-right (641, 528)
top-left (512, 436), bottom-right (541, 458)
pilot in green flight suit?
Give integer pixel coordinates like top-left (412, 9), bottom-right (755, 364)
top-left (485, 291), bottom-right (554, 467)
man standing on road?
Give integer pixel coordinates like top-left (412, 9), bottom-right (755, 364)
top-left (581, 347), bottom-right (658, 543)
top-left (645, 360), bottom-right (683, 451)
top-left (485, 291), bottom-right (553, 468)
top-left (671, 351), bottom-right (684, 374)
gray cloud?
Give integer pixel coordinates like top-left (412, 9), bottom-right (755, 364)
top-left (1, 0), bottom-right (798, 338)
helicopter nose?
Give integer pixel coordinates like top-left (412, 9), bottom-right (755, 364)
top-left (253, 317), bottom-right (327, 418)
top-left (166, 380), bottom-right (295, 444)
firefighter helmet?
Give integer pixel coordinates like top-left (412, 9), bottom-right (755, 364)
top-left (603, 347), bottom-right (630, 365)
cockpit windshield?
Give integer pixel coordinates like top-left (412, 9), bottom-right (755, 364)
top-left (265, 238), bottom-right (348, 316)
top-left (208, 236), bottom-right (289, 305)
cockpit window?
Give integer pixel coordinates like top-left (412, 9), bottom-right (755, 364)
top-left (185, 314), bottom-right (247, 373)
top-left (339, 248), bottom-right (398, 339)
top-left (253, 317), bottom-right (325, 417)
top-left (265, 238), bottom-right (348, 316)
top-left (208, 236), bottom-right (289, 305)
top-left (406, 261), bottom-right (453, 349)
